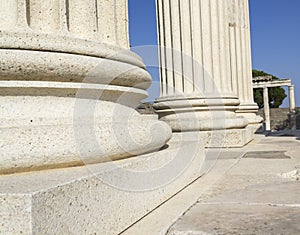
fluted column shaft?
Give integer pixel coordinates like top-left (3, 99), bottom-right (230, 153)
top-left (227, 0), bottom-right (262, 128)
top-left (0, 0), bottom-right (129, 47)
top-left (0, 0), bottom-right (148, 87)
top-left (155, 0), bottom-right (248, 132)
top-left (158, 0), bottom-right (235, 96)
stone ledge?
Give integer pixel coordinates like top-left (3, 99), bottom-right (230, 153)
top-left (0, 137), bottom-right (205, 234)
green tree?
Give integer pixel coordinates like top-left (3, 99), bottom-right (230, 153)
top-left (252, 70), bottom-right (287, 109)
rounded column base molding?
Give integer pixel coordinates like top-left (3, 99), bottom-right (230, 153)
top-left (0, 36), bottom-right (170, 174)
top-left (0, 80), bottom-right (148, 108)
top-left (236, 103), bottom-right (263, 125)
top-left (0, 31), bottom-right (144, 68)
top-left (237, 103), bottom-right (260, 112)
top-left (157, 112), bottom-right (248, 132)
top-left (236, 112), bottom-right (263, 125)
top-left (154, 96), bottom-right (248, 132)
top-left (0, 49), bottom-right (151, 90)
top-left (155, 95), bottom-right (241, 110)
top-left (0, 96), bottom-right (172, 174)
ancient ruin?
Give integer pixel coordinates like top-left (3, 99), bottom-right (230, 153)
top-left (0, 0), bottom-right (298, 234)
top-left (253, 75), bottom-right (296, 130)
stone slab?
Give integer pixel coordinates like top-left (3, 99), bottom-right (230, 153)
top-left (0, 137), bottom-right (205, 235)
top-left (169, 203), bottom-right (300, 235)
top-left (126, 132), bottom-right (300, 234)
top-left (168, 132), bottom-right (300, 235)
top-left (243, 151), bottom-right (291, 159)
top-left (123, 158), bottom-right (242, 235)
top-left (204, 181), bottom-right (300, 205)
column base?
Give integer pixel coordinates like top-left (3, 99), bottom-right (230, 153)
top-left (154, 96), bottom-right (249, 132)
top-left (0, 48), bottom-right (172, 174)
top-left (0, 95), bottom-right (172, 174)
top-left (0, 138), bottom-right (205, 234)
top-left (236, 104), bottom-right (263, 133)
top-left (236, 113), bottom-right (263, 133)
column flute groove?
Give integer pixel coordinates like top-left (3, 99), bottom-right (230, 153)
top-left (188, 0), bottom-right (195, 92)
top-left (170, 0), bottom-right (183, 93)
top-left (201, 0), bottom-right (213, 93)
top-left (208, 0), bottom-right (215, 93)
top-left (199, 0), bottom-right (205, 92)
top-left (166, 0), bottom-right (175, 94)
top-left (59, 0), bottom-right (69, 33)
top-left (180, 0), bottom-right (194, 93)
top-left (16, 0), bottom-right (30, 29)
top-left (190, 0), bottom-right (204, 93)
top-left (156, 0), bottom-right (166, 96)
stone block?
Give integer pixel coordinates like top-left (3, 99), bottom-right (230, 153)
top-left (0, 138), bottom-right (205, 234)
top-left (172, 126), bottom-right (253, 148)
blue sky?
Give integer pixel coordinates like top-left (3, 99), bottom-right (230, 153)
top-left (128, 0), bottom-right (300, 107)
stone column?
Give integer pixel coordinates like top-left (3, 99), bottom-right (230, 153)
top-left (289, 85), bottom-right (296, 112)
top-left (227, 0), bottom-right (263, 132)
top-left (263, 86), bottom-right (271, 131)
top-left (155, 0), bottom-right (251, 147)
top-left (0, 0), bottom-right (171, 174)
top-left (288, 85), bottom-right (296, 130)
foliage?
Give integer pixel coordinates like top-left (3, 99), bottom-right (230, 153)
top-left (252, 70), bottom-right (287, 109)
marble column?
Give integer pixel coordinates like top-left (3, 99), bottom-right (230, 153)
top-left (263, 86), bottom-right (271, 131)
top-left (155, 0), bottom-right (251, 147)
top-left (227, 0), bottom-right (263, 131)
top-left (289, 85), bottom-right (296, 112)
top-left (288, 85), bottom-right (296, 130)
top-left (0, 0), bottom-right (171, 174)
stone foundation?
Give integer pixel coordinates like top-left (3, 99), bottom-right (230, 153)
top-left (0, 137), bottom-right (205, 234)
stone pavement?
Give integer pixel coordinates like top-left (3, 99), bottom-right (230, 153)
top-left (124, 131), bottom-right (300, 235)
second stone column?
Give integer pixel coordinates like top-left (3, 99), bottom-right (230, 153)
top-left (154, 0), bottom-right (252, 147)
top-left (228, 0), bottom-right (263, 132)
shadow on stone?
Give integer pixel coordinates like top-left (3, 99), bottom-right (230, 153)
top-left (160, 144), bottom-right (170, 151)
top-left (263, 130), bottom-right (300, 139)
top-left (243, 151), bottom-right (291, 159)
